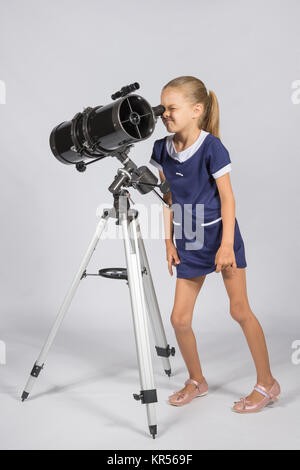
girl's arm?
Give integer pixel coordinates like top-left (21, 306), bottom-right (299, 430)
top-left (215, 173), bottom-right (235, 247)
top-left (159, 170), bottom-right (174, 245)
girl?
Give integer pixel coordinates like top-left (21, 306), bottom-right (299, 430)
top-left (149, 76), bottom-right (280, 413)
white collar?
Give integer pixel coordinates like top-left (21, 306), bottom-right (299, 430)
top-left (166, 130), bottom-right (209, 162)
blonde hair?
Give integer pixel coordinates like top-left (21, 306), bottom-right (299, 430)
top-left (162, 75), bottom-right (220, 139)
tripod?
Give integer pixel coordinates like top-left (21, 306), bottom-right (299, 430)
top-left (21, 191), bottom-right (176, 439)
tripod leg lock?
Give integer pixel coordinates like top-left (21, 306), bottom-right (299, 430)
top-left (133, 389), bottom-right (157, 404)
top-left (30, 362), bottom-right (44, 378)
top-left (155, 344), bottom-right (176, 358)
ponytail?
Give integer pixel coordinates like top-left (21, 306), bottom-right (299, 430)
top-left (201, 89), bottom-right (220, 139)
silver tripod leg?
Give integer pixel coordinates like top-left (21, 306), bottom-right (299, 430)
top-left (119, 196), bottom-right (158, 439)
top-left (21, 210), bottom-right (111, 401)
top-left (135, 218), bottom-right (175, 376)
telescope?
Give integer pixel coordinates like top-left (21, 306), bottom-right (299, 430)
top-left (49, 82), bottom-right (169, 202)
top-left (49, 83), bottom-right (163, 165)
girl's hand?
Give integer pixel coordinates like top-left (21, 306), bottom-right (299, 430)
top-left (215, 244), bottom-right (237, 273)
top-left (166, 242), bottom-right (181, 276)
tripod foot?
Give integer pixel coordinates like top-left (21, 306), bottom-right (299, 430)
top-left (21, 391), bottom-right (29, 402)
top-left (149, 425), bottom-right (157, 439)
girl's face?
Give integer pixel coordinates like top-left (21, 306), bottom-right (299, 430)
top-left (160, 87), bottom-right (203, 134)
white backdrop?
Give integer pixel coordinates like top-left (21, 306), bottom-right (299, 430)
top-left (0, 0), bottom-right (299, 450)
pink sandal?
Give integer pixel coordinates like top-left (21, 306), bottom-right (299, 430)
top-left (232, 379), bottom-right (281, 413)
top-left (168, 378), bottom-right (208, 406)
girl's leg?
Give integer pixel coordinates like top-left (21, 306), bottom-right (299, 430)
top-left (170, 275), bottom-right (206, 394)
top-left (221, 267), bottom-right (276, 402)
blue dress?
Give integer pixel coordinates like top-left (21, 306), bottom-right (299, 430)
top-left (149, 131), bottom-right (247, 278)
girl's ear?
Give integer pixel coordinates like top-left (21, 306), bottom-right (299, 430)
top-left (194, 102), bottom-right (204, 117)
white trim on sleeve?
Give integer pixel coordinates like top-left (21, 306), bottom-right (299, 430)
top-left (212, 163), bottom-right (232, 179)
top-left (150, 158), bottom-right (163, 172)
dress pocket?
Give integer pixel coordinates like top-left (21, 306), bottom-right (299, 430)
top-left (202, 217), bottom-right (223, 249)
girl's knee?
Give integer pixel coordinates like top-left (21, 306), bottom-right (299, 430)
top-left (230, 300), bottom-right (252, 324)
top-left (170, 311), bottom-right (192, 330)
